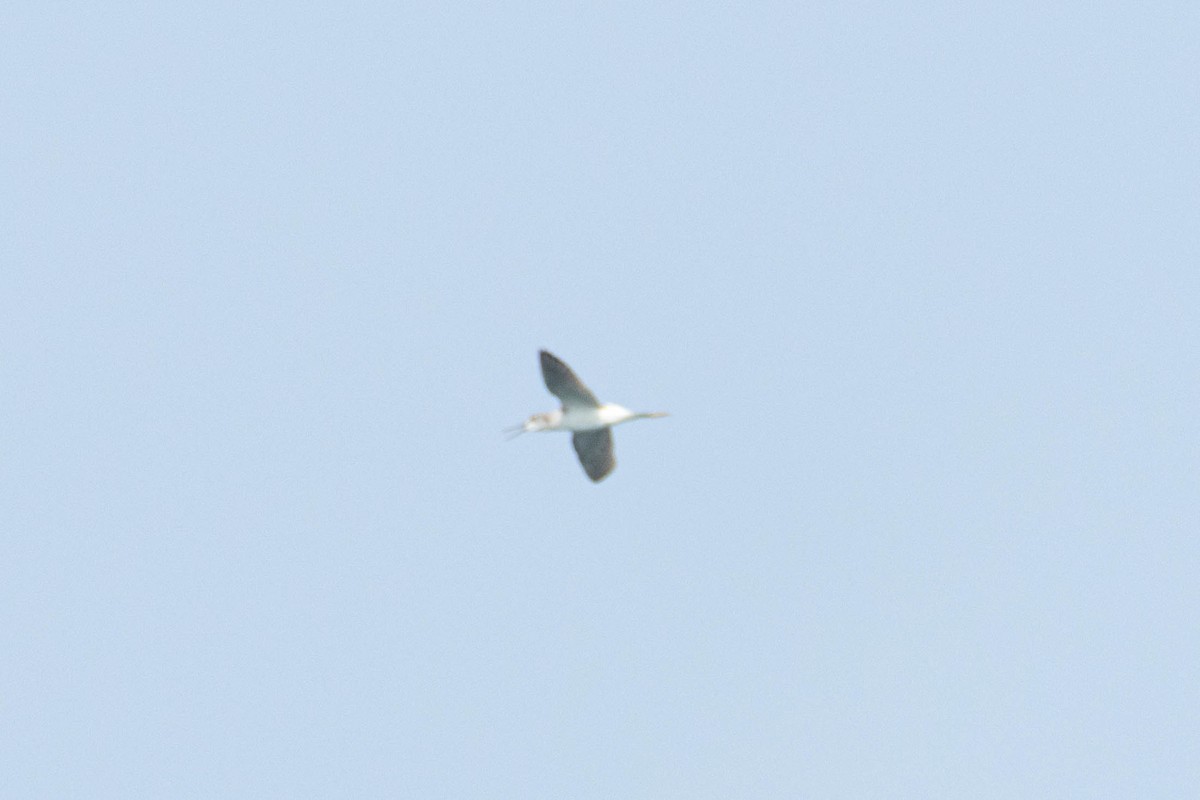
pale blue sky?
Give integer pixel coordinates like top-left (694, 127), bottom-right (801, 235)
top-left (3, 2), bottom-right (1198, 797)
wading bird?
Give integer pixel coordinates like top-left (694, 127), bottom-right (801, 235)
top-left (509, 350), bottom-right (668, 482)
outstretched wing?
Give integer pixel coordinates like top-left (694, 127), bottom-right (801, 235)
top-left (572, 429), bottom-right (616, 482)
top-left (540, 350), bottom-right (600, 409)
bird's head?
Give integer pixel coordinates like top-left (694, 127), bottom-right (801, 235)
top-left (504, 412), bottom-right (558, 439)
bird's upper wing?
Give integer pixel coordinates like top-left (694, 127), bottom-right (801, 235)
top-left (540, 350), bottom-right (600, 408)
top-left (572, 429), bottom-right (616, 482)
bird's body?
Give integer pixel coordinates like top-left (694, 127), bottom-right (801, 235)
top-left (525, 403), bottom-right (651, 432)
top-left (511, 351), bottom-right (667, 482)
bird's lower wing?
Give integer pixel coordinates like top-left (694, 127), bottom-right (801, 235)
top-left (572, 429), bottom-right (615, 482)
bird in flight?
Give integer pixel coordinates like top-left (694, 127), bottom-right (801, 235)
top-left (509, 350), bottom-right (668, 482)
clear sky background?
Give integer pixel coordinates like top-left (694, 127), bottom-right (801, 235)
top-left (3, 3), bottom-right (1198, 797)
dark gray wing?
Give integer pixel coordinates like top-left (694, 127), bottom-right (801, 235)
top-left (572, 429), bottom-right (615, 482)
top-left (540, 350), bottom-right (600, 409)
